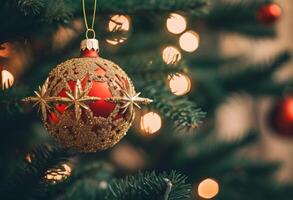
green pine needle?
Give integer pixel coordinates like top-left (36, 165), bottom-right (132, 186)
top-left (105, 171), bottom-right (191, 200)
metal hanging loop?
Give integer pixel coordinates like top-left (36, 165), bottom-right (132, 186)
top-left (82, 0), bottom-right (97, 39)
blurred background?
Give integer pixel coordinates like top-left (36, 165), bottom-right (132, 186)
top-left (218, 0), bottom-right (293, 182)
top-left (0, 0), bottom-right (292, 199)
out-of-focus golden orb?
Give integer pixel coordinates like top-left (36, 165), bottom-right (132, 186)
top-left (107, 15), bottom-right (131, 45)
top-left (140, 112), bottom-right (162, 134)
top-left (166, 13), bottom-right (187, 34)
top-left (179, 31), bottom-right (200, 52)
top-left (197, 178), bottom-right (219, 199)
top-left (108, 15), bottom-right (130, 32)
top-left (44, 164), bottom-right (72, 184)
top-left (168, 73), bottom-right (191, 96)
top-left (1, 69), bottom-right (14, 90)
top-left (162, 46), bottom-right (182, 64)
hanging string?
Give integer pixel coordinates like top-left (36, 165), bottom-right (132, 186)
top-left (82, 0), bottom-right (97, 39)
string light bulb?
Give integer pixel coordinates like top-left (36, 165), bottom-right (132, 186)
top-left (108, 15), bottom-right (130, 32)
top-left (162, 46), bottom-right (182, 64)
top-left (140, 112), bottom-right (162, 134)
top-left (168, 73), bottom-right (191, 96)
top-left (179, 31), bottom-right (200, 52)
top-left (107, 15), bottom-right (131, 45)
top-left (44, 164), bottom-right (72, 184)
top-left (166, 13), bottom-right (187, 34)
top-left (197, 178), bottom-right (219, 199)
top-left (0, 67), bottom-right (14, 90)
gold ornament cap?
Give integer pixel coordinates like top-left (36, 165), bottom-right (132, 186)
top-left (80, 39), bottom-right (99, 52)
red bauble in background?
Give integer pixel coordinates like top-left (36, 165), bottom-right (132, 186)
top-left (256, 3), bottom-right (282, 25)
top-left (269, 97), bottom-right (293, 138)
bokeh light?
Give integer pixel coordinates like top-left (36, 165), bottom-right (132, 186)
top-left (179, 31), bottom-right (200, 52)
top-left (197, 178), bottom-right (219, 199)
top-left (1, 69), bottom-right (14, 90)
top-left (284, 97), bottom-right (293, 120)
top-left (269, 4), bottom-right (282, 16)
top-left (168, 73), bottom-right (191, 96)
top-left (216, 94), bottom-right (253, 141)
top-left (162, 46), bottom-right (182, 64)
top-left (44, 164), bottom-right (72, 184)
top-left (107, 15), bottom-right (131, 45)
top-left (166, 13), bottom-right (187, 34)
top-left (111, 143), bottom-right (145, 171)
top-left (140, 112), bottom-right (162, 134)
top-left (53, 19), bottom-right (82, 50)
top-left (108, 15), bottom-right (130, 32)
top-left (0, 42), bottom-right (12, 58)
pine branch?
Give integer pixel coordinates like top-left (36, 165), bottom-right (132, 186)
top-left (13, 0), bottom-right (73, 22)
top-left (4, 0), bottom-right (208, 24)
top-left (141, 80), bottom-right (205, 130)
top-left (17, 0), bottom-right (45, 16)
top-left (121, 56), bottom-right (185, 79)
top-left (54, 161), bottom-right (114, 200)
top-left (0, 144), bottom-right (73, 200)
top-left (0, 86), bottom-right (30, 119)
top-left (220, 51), bottom-right (291, 92)
top-left (201, 157), bottom-right (281, 180)
top-left (255, 81), bottom-right (293, 96)
top-left (80, 0), bottom-right (208, 14)
top-left (205, 0), bottom-right (275, 37)
top-left (103, 31), bottom-right (177, 58)
top-left (105, 171), bottom-right (191, 200)
top-left (45, 0), bottom-right (74, 23)
top-left (174, 132), bottom-right (258, 174)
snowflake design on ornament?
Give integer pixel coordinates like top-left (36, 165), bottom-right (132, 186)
top-left (106, 89), bottom-right (153, 115)
top-left (57, 80), bottom-right (101, 120)
top-left (23, 79), bottom-right (100, 121)
top-left (22, 78), bottom-right (52, 121)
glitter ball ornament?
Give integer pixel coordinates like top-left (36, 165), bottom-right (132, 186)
top-left (268, 97), bottom-right (293, 138)
top-left (23, 39), bottom-right (152, 152)
top-left (256, 3), bottom-right (282, 25)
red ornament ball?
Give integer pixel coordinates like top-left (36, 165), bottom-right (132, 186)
top-left (269, 97), bottom-right (293, 138)
top-left (43, 48), bottom-right (137, 152)
top-left (256, 3), bottom-right (282, 25)
top-left (23, 39), bottom-right (151, 152)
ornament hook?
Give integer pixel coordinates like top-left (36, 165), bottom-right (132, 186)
top-left (82, 0), bottom-right (97, 39)
top-left (86, 28), bottom-right (96, 39)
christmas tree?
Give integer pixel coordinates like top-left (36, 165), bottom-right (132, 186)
top-left (0, 0), bottom-right (292, 199)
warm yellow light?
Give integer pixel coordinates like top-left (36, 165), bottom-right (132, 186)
top-left (166, 13), bottom-right (187, 34)
top-left (1, 69), bottom-right (14, 90)
top-left (197, 178), bottom-right (219, 199)
top-left (168, 73), bottom-right (191, 96)
top-left (107, 15), bottom-right (130, 45)
top-left (44, 164), bottom-right (72, 184)
top-left (106, 38), bottom-right (127, 45)
top-left (140, 112), bottom-right (162, 134)
top-left (179, 31), bottom-right (200, 52)
top-left (0, 42), bottom-right (12, 58)
top-left (162, 46), bottom-right (182, 64)
top-left (108, 15), bottom-right (130, 32)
